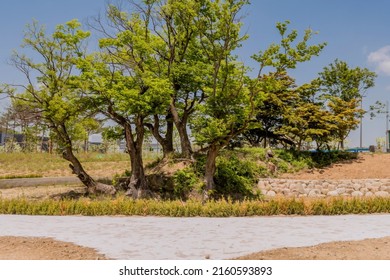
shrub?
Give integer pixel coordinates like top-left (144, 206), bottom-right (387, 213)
top-left (239, 147), bottom-right (267, 161)
top-left (173, 168), bottom-right (199, 199)
top-left (214, 155), bottom-right (260, 200)
top-left (307, 150), bottom-right (358, 168)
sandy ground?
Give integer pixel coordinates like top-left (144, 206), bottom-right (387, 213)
top-left (281, 152), bottom-right (390, 180)
top-left (236, 236), bottom-right (390, 260)
top-left (0, 236), bottom-right (107, 260)
top-left (1, 153), bottom-right (390, 260)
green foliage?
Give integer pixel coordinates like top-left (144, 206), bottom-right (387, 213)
top-left (239, 147), bottom-right (267, 161)
top-left (308, 150), bottom-right (358, 168)
top-left (319, 59), bottom-right (376, 101)
top-left (273, 149), bottom-right (358, 170)
top-left (214, 155), bottom-right (261, 199)
top-left (318, 59), bottom-right (376, 148)
top-left (252, 20), bottom-right (327, 71)
top-left (245, 21), bottom-right (327, 149)
top-left (173, 168), bottom-right (199, 199)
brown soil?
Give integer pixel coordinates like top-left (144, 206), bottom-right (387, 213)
top-left (2, 153), bottom-right (390, 260)
top-left (0, 236), bottom-right (108, 260)
top-left (237, 236), bottom-right (390, 260)
top-left (0, 185), bottom-right (85, 200)
top-left (281, 153), bottom-right (390, 180)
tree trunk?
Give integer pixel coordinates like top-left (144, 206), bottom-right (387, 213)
top-left (62, 146), bottom-right (116, 195)
top-left (164, 113), bottom-right (174, 155)
top-left (106, 106), bottom-right (150, 198)
top-left (146, 113), bottom-right (174, 158)
top-left (170, 102), bottom-right (193, 158)
top-left (340, 140), bottom-right (344, 150)
top-left (123, 121), bottom-right (149, 199)
top-left (203, 144), bottom-right (219, 201)
top-left (127, 145), bottom-right (149, 198)
top-left (176, 121), bottom-right (193, 158)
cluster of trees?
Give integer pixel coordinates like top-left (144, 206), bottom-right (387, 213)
top-left (0, 0), bottom-right (376, 198)
top-left (0, 102), bottom-right (44, 152)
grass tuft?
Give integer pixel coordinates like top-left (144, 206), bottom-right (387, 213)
top-left (1, 197), bottom-right (390, 217)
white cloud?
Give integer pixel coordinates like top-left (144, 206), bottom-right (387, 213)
top-left (368, 46), bottom-right (390, 75)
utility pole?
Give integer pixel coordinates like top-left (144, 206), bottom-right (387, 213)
top-left (360, 98), bottom-right (363, 148)
top-left (386, 101), bottom-right (389, 152)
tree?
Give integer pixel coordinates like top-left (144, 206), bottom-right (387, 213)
top-left (190, 0), bottom-right (252, 198)
top-left (3, 20), bottom-right (115, 194)
top-left (7, 100), bottom-right (44, 152)
top-left (280, 80), bottom-right (336, 150)
top-left (98, 0), bottom-right (214, 159)
top-left (246, 21), bottom-right (326, 148)
top-left (318, 59), bottom-right (377, 149)
top-left (246, 71), bottom-right (298, 148)
top-left (327, 96), bottom-right (363, 149)
top-left (77, 5), bottom-right (173, 197)
top-left (154, 0), bottom-right (212, 158)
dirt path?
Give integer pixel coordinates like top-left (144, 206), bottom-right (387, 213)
top-left (237, 237), bottom-right (390, 260)
top-left (282, 153), bottom-right (390, 180)
top-left (0, 236), bottom-right (108, 260)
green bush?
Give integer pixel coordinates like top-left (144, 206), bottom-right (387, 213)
top-left (214, 155), bottom-right (260, 200)
top-left (173, 168), bottom-right (199, 199)
top-left (306, 150), bottom-right (358, 168)
top-left (239, 147), bottom-right (267, 161)
top-left (274, 160), bottom-right (289, 173)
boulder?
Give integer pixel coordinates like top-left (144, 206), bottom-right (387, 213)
top-left (351, 191), bottom-right (363, 197)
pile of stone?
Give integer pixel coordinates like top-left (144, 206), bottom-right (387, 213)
top-left (257, 178), bottom-right (390, 198)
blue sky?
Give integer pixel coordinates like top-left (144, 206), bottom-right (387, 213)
top-left (1, 0), bottom-right (390, 148)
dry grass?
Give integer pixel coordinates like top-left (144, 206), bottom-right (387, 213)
top-left (0, 184), bottom-right (85, 200)
top-left (1, 196), bottom-right (390, 216)
top-left (0, 152), bottom-right (158, 178)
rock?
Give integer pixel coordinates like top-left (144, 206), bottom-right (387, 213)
top-left (308, 189), bottom-right (321, 197)
top-left (346, 188), bottom-right (354, 194)
top-left (375, 191), bottom-right (390, 197)
top-left (259, 188), bottom-right (269, 195)
top-left (370, 182), bottom-right (382, 188)
top-left (368, 186), bottom-right (380, 192)
top-left (257, 180), bottom-right (266, 189)
top-left (353, 184), bottom-right (361, 191)
top-left (360, 187), bottom-right (369, 193)
top-left (254, 179), bottom-right (390, 198)
top-left (321, 188), bottom-right (329, 195)
top-left (267, 162), bottom-right (277, 174)
top-left (274, 188), bottom-right (282, 194)
top-left (327, 190), bottom-right (339, 197)
top-left (365, 191), bottom-right (374, 197)
top-left (322, 182), bottom-right (329, 188)
top-left (351, 191), bottom-right (363, 197)
top-left (282, 188), bottom-right (291, 195)
top-left (266, 190), bottom-right (276, 197)
top-left (337, 183), bottom-right (349, 189)
top-left (291, 184), bottom-right (305, 194)
top-left (307, 183), bottom-right (315, 188)
top-left (336, 188), bottom-right (346, 195)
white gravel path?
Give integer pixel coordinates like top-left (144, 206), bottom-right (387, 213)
top-left (1, 214), bottom-right (390, 259)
